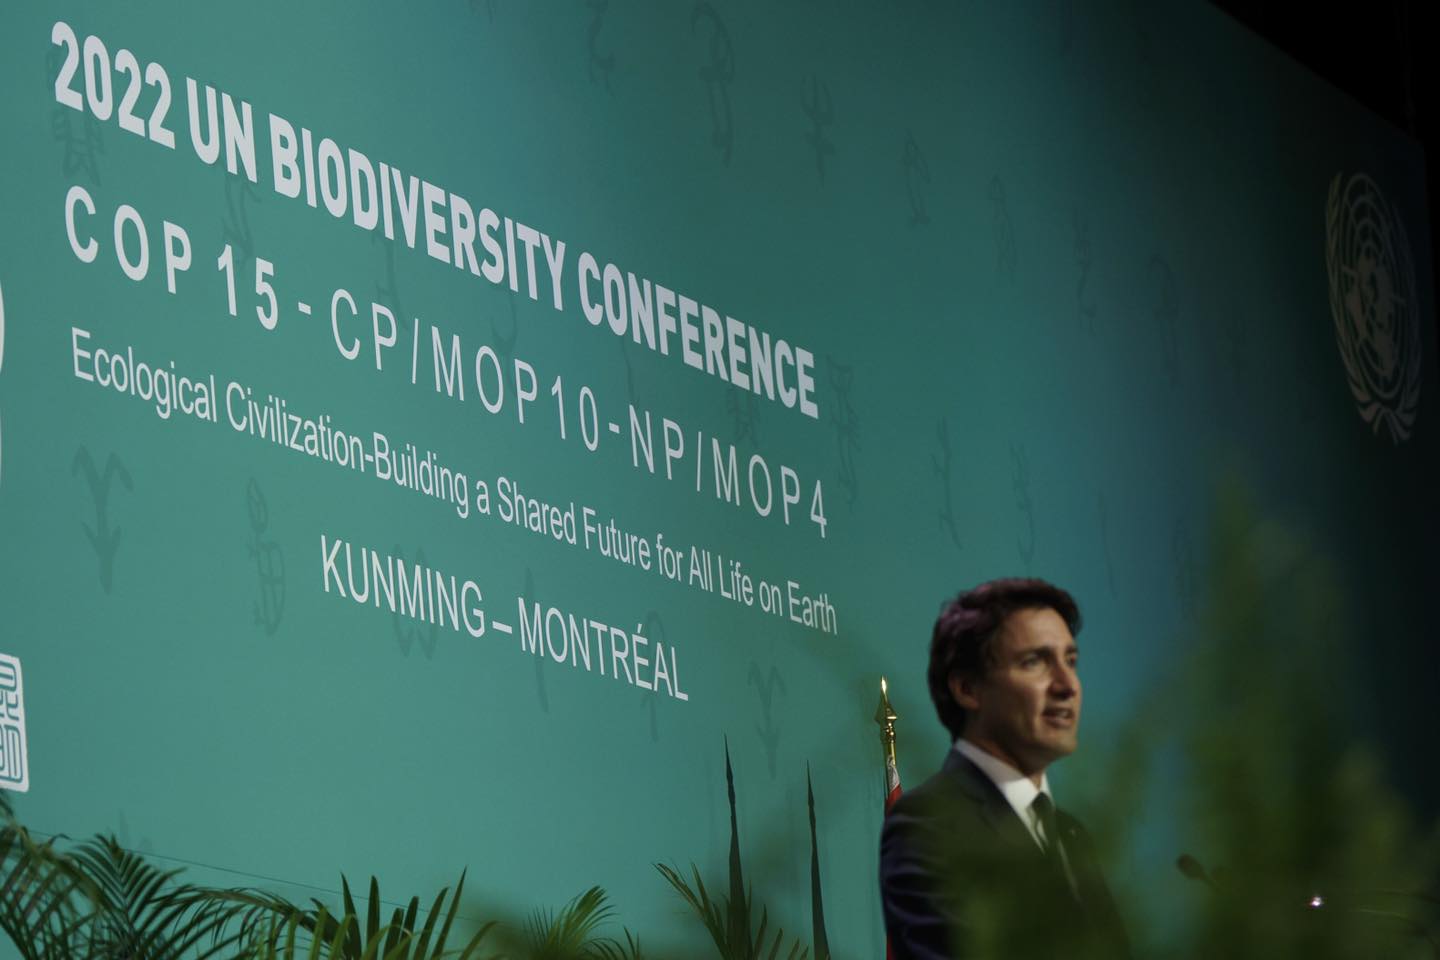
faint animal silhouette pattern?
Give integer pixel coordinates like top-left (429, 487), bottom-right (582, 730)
top-left (1010, 444), bottom-right (1034, 567)
top-left (586, 0), bottom-right (616, 91)
top-left (246, 479), bottom-right (286, 635)
top-left (989, 177), bottom-right (1016, 281)
top-left (931, 418), bottom-right (962, 550)
top-left (524, 567), bottom-right (549, 712)
top-left (748, 661), bottom-right (786, 779)
top-left (73, 447), bottom-right (132, 593)
top-left (491, 295), bottom-right (520, 365)
top-left (903, 132), bottom-right (931, 226)
top-left (638, 610), bottom-right (666, 742)
top-left (1074, 211), bottom-right (1097, 330)
top-left (802, 76), bottom-right (835, 185)
top-left (692, 3), bottom-right (735, 165)
top-left (618, 336), bottom-right (641, 404)
top-left (725, 388), bottom-right (760, 447)
top-left (1097, 493), bottom-right (1118, 599)
top-left (221, 172), bottom-right (262, 279)
top-left (827, 357), bottom-right (860, 506)
top-left (373, 230), bottom-right (412, 343)
top-left (116, 811), bottom-right (154, 856)
top-left (47, 45), bottom-right (104, 185)
top-left (1148, 256), bottom-right (1180, 385)
top-left (393, 544), bottom-right (439, 658)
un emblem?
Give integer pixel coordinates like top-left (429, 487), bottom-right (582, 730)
top-left (1325, 173), bottom-right (1422, 443)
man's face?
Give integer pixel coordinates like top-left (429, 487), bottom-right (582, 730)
top-left (950, 606), bottom-right (1081, 776)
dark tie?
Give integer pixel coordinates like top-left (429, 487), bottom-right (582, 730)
top-left (1031, 794), bottom-right (1060, 853)
top-left (1030, 793), bottom-right (1076, 897)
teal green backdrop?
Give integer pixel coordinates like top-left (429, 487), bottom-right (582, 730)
top-left (1, 0), bottom-right (1435, 953)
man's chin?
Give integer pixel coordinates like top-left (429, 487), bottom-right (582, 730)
top-left (1038, 733), bottom-right (1079, 760)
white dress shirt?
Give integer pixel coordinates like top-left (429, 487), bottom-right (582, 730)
top-left (953, 738), bottom-right (1081, 897)
top-left (953, 738), bottom-right (1055, 850)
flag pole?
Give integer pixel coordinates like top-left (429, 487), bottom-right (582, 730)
top-left (875, 676), bottom-right (898, 773)
top-left (876, 677), bottom-right (902, 960)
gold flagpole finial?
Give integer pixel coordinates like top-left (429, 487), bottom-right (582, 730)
top-left (875, 676), bottom-right (898, 765)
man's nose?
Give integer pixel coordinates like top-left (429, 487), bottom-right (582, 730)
top-left (1049, 663), bottom-right (1078, 697)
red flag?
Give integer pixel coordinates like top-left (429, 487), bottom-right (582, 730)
top-left (878, 678), bottom-right (902, 959)
top-left (884, 750), bottom-right (902, 813)
top-left (884, 752), bottom-right (901, 960)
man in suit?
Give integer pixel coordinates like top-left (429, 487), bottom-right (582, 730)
top-left (880, 578), bottom-right (1130, 959)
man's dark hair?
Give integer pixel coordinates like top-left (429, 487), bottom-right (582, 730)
top-left (926, 577), bottom-right (1082, 739)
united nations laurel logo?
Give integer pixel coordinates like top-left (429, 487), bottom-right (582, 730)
top-left (1325, 173), bottom-right (1422, 443)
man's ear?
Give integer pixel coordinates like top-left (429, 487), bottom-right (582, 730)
top-left (948, 672), bottom-right (981, 712)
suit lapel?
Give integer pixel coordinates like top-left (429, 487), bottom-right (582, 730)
top-left (935, 753), bottom-right (1130, 955)
top-left (940, 751), bottom-right (1043, 859)
top-left (944, 752), bottom-right (1087, 908)
top-left (1056, 811), bottom-right (1109, 909)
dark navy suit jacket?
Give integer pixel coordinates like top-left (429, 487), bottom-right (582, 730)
top-left (879, 751), bottom-right (1131, 959)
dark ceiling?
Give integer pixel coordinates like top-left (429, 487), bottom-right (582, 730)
top-left (1212, 1), bottom-right (1431, 138)
top-left (1211, 1), bottom-right (1438, 311)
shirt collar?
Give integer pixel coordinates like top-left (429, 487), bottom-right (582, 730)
top-left (954, 738), bottom-right (1052, 832)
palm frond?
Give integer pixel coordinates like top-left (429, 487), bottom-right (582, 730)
top-left (248, 905), bottom-right (374, 960)
top-left (655, 863), bottom-right (727, 951)
top-left (0, 800), bottom-right (500, 960)
top-left (307, 873), bottom-right (492, 960)
top-left (65, 834), bottom-right (294, 960)
top-left (582, 927), bottom-right (643, 960)
top-left (176, 886), bottom-right (311, 957)
top-left (487, 885), bottom-right (638, 960)
top-left (526, 885), bottom-right (612, 952)
top-left (0, 814), bottom-right (95, 960)
top-left (655, 863), bottom-right (807, 960)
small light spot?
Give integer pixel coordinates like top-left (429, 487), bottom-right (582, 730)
top-left (1308, 895), bottom-right (1325, 909)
